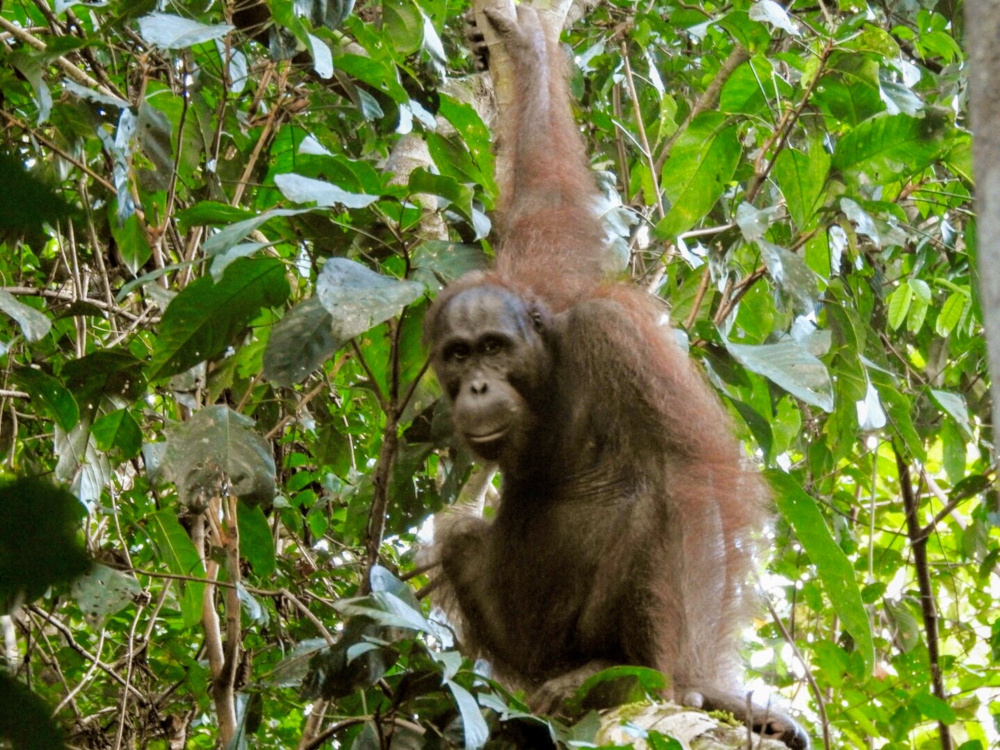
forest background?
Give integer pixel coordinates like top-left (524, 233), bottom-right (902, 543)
top-left (0, 0), bottom-right (994, 747)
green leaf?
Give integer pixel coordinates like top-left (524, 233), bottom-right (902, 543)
top-left (438, 96), bottom-right (496, 198)
top-left (906, 296), bottom-right (928, 333)
top-left (907, 277), bottom-right (931, 303)
top-left (148, 257), bottom-right (290, 381)
top-left (912, 691), bottom-right (956, 723)
top-left (316, 258), bottom-right (424, 342)
top-left (445, 680), bottom-right (489, 750)
top-left (162, 405), bottom-right (277, 508)
top-left (14, 367), bottom-right (78, 430)
top-left (71, 564), bottom-right (143, 621)
top-left (273, 173), bottom-right (378, 209)
top-left (426, 132), bottom-right (488, 187)
top-left (934, 291), bottom-right (966, 336)
top-left (407, 168), bottom-right (475, 224)
top-left (0, 673), bottom-right (66, 750)
top-left (773, 147), bottom-right (830, 229)
top-left (202, 207), bottom-right (314, 256)
top-left (719, 59), bottom-right (770, 115)
top-left (656, 113), bottom-right (741, 238)
top-left (92, 409), bottom-right (142, 458)
top-left (0, 151), bottom-right (75, 240)
top-left (886, 283), bottom-right (912, 330)
top-left (0, 479), bottom-right (90, 608)
top-left (176, 201), bottom-right (253, 229)
top-left (109, 213), bottom-right (152, 275)
top-left (832, 113), bottom-right (946, 183)
top-left (263, 297), bottom-right (338, 387)
top-left (929, 389), bottom-right (972, 437)
top-left (147, 509), bottom-right (205, 626)
top-left (0, 289), bottom-right (51, 342)
top-left (725, 339), bottom-right (835, 411)
top-left (137, 13), bottom-right (234, 49)
top-left (238, 503), bottom-right (277, 577)
top-left (768, 471), bottom-right (875, 675)
top-left (757, 240), bottom-right (819, 314)
top-left (383, 0), bottom-right (422, 55)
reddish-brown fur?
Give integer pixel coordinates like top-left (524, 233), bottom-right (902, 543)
top-left (425, 7), bottom-right (807, 748)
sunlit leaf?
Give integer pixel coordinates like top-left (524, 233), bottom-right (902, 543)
top-left (726, 338), bottom-right (835, 411)
top-left (656, 113), bottom-right (741, 238)
top-left (137, 13), bottom-right (234, 49)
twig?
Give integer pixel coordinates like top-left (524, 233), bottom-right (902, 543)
top-left (745, 41), bottom-right (834, 203)
top-left (620, 41), bottom-right (664, 220)
top-left (0, 16), bottom-right (124, 100)
top-left (764, 595), bottom-right (830, 749)
top-left (26, 606), bottom-right (147, 703)
top-left (112, 606), bottom-right (144, 750)
top-left (300, 717), bottom-right (368, 750)
top-left (894, 444), bottom-right (953, 750)
top-left (0, 110), bottom-right (118, 194)
top-left (682, 268), bottom-right (711, 330)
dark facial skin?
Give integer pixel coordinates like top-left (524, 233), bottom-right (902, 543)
top-left (430, 286), bottom-right (550, 463)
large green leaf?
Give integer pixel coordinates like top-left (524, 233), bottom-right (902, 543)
top-left (768, 471), bottom-right (875, 675)
top-left (656, 113), bottom-right (741, 238)
top-left (263, 296), bottom-right (339, 387)
top-left (316, 258), bottom-right (424, 342)
top-left (772, 146), bottom-right (829, 230)
top-left (832, 112), bottom-right (947, 183)
top-left (148, 257), bottom-right (289, 381)
top-left (726, 338), bottom-right (835, 411)
top-left (162, 405), bottom-right (277, 508)
top-left (146, 509), bottom-right (205, 627)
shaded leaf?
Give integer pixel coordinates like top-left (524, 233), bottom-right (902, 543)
top-left (146, 509), bottom-right (204, 626)
top-left (148, 258), bottom-right (289, 381)
top-left (0, 290), bottom-right (51, 342)
top-left (71, 564), bottom-right (143, 621)
top-left (238, 502), bottom-right (277, 577)
top-left (0, 479), bottom-right (90, 609)
top-left (14, 368), bottom-right (78, 430)
top-left (316, 259), bottom-right (424, 341)
top-left (264, 297), bottom-right (339, 386)
top-left (91, 409), bottom-right (142, 458)
top-left (0, 673), bottom-right (66, 750)
top-left (773, 147), bottom-right (829, 230)
top-left (162, 405), bottom-right (276, 508)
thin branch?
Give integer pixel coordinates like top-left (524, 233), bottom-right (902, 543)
top-left (0, 16), bottom-right (124, 100)
top-left (763, 596), bottom-right (830, 750)
top-left (621, 41), bottom-right (664, 220)
top-left (0, 110), bottom-right (118, 194)
top-left (894, 444), bottom-right (953, 750)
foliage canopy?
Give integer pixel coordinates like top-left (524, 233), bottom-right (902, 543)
top-left (0, 0), bottom-right (993, 747)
